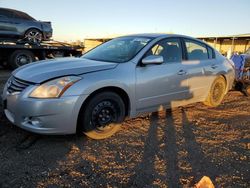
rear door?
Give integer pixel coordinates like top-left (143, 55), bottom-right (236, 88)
top-left (182, 38), bottom-right (216, 99)
top-left (135, 38), bottom-right (190, 112)
top-left (11, 11), bottom-right (38, 34)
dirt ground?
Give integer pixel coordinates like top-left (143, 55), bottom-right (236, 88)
top-left (0, 68), bottom-right (249, 188)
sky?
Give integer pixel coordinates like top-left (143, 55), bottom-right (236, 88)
top-left (0, 0), bottom-right (250, 41)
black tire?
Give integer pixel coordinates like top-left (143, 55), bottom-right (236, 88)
top-left (24, 28), bottom-right (43, 44)
top-left (78, 92), bottom-right (125, 140)
top-left (8, 50), bottom-right (35, 69)
top-left (204, 76), bottom-right (226, 107)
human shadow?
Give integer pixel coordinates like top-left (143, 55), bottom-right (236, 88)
top-left (126, 112), bottom-right (161, 187)
top-left (180, 107), bottom-right (221, 184)
top-left (126, 105), bottom-right (227, 187)
top-left (126, 108), bottom-right (182, 187)
top-left (164, 108), bottom-right (181, 187)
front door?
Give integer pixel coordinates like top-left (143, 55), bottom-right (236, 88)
top-left (135, 38), bottom-right (190, 112)
top-left (0, 9), bottom-right (18, 36)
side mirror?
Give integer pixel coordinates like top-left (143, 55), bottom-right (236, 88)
top-left (141, 55), bottom-right (164, 65)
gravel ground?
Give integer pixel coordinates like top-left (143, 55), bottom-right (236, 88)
top-left (0, 68), bottom-right (249, 187)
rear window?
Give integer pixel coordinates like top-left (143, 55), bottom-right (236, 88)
top-left (184, 39), bottom-right (209, 60)
top-left (13, 10), bottom-right (35, 20)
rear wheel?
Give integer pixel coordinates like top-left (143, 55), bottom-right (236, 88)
top-left (8, 50), bottom-right (35, 69)
top-left (79, 92), bottom-right (125, 140)
top-left (24, 29), bottom-right (43, 44)
top-left (204, 76), bottom-right (226, 107)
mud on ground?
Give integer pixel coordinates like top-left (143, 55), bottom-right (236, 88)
top-left (0, 69), bottom-right (249, 187)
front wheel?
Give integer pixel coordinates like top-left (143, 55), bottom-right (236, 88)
top-left (204, 76), bottom-right (226, 107)
top-left (78, 92), bottom-right (125, 140)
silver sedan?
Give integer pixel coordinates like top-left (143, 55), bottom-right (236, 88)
top-left (1, 34), bottom-right (235, 139)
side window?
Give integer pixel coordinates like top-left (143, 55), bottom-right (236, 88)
top-left (13, 11), bottom-right (34, 20)
top-left (184, 39), bottom-right (208, 60)
top-left (145, 38), bottom-right (182, 63)
top-left (207, 46), bottom-right (214, 59)
top-left (12, 11), bottom-right (22, 19)
top-left (0, 15), bottom-right (7, 18)
top-left (0, 9), bottom-right (13, 18)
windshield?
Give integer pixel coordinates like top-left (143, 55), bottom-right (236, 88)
top-left (82, 37), bottom-right (152, 63)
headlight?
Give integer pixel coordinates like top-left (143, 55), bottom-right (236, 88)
top-left (29, 76), bottom-right (81, 98)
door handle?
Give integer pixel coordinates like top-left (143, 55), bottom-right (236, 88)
top-left (211, 64), bottom-right (218, 69)
top-left (177, 70), bottom-right (187, 75)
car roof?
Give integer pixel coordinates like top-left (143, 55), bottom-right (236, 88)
top-left (119, 33), bottom-right (194, 39)
top-left (0, 7), bottom-right (27, 15)
top-left (0, 7), bottom-right (35, 20)
top-left (118, 33), bottom-right (209, 46)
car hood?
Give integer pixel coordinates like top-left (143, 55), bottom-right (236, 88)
top-left (13, 57), bottom-right (118, 83)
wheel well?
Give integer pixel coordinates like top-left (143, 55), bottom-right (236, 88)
top-left (219, 74), bottom-right (228, 93)
top-left (24, 27), bottom-right (43, 37)
top-left (76, 86), bottom-right (130, 133)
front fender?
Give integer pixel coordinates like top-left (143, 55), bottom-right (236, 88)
top-left (63, 62), bottom-right (137, 116)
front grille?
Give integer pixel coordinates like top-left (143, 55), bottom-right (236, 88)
top-left (7, 76), bottom-right (32, 94)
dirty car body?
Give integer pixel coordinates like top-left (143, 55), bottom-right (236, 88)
top-left (1, 34), bottom-right (235, 136)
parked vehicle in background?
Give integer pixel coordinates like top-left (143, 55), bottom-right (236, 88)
top-left (0, 8), bottom-right (52, 43)
top-left (2, 34), bottom-right (235, 139)
top-left (231, 51), bottom-right (250, 96)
